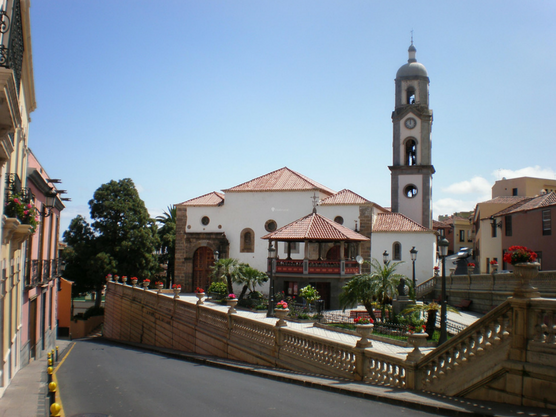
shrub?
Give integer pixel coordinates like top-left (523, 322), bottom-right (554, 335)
top-left (208, 281), bottom-right (227, 296)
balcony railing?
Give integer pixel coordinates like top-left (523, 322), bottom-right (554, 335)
top-left (275, 259), bottom-right (360, 276)
top-left (0, 0), bottom-right (23, 92)
top-left (4, 173), bottom-right (33, 217)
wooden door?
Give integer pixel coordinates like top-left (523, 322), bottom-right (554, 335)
top-left (193, 247), bottom-right (214, 291)
top-left (315, 282), bottom-right (331, 310)
top-left (29, 297), bottom-right (37, 360)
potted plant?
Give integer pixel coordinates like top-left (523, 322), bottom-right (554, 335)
top-left (354, 316), bottom-right (374, 348)
top-left (503, 246), bottom-right (540, 297)
top-left (106, 274), bottom-right (113, 283)
top-left (114, 275), bottom-right (120, 283)
top-left (121, 276), bottom-right (128, 284)
top-left (406, 324), bottom-right (429, 361)
top-left (490, 259), bottom-right (498, 273)
top-left (142, 279), bottom-right (150, 290)
top-left (195, 287), bottom-right (205, 305)
top-left (130, 277), bottom-right (138, 287)
top-left (172, 284), bottom-right (181, 298)
top-left (467, 263), bottom-right (475, 274)
top-left (227, 293), bottom-right (238, 314)
top-left (274, 300), bottom-right (289, 327)
top-left (433, 266), bottom-right (439, 277)
top-left (155, 281), bottom-right (164, 291)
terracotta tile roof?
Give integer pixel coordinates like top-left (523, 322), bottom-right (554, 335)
top-left (433, 219), bottom-right (450, 229)
top-left (493, 192), bottom-right (556, 216)
top-left (178, 192), bottom-right (225, 207)
top-left (479, 196), bottom-right (529, 205)
top-left (261, 212), bottom-right (369, 241)
top-left (373, 212), bottom-right (430, 232)
top-left (223, 167), bottom-right (335, 195)
top-left (320, 189), bottom-right (370, 205)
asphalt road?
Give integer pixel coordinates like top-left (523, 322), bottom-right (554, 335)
top-left (57, 339), bottom-right (438, 417)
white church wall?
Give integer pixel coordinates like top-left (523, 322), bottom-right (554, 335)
top-left (398, 174), bottom-right (424, 225)
top-left (371, 232), bottom-right (436, 286)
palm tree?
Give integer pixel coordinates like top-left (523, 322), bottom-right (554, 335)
top-left (156, 206), bottom-right (176, 285)
top-left (339, 258), bottom-right (408, 321)
top-left (234, 265), bottom-right (268, 300)
top-left (210, 258), bottom-right (244, 295)
top-left (402, 302), bottom-right (460, 339)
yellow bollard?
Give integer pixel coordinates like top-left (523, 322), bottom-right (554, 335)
top-left (56, 346), bottom-right (59, 361)
top-left (47, 366), bottom-right (53, 383)
top-left (50, 402), bottom-right (62, 417)
top-left (48, 382), bottom-right (57, 407)
top-left (48, 358), bottom-right (53, 366)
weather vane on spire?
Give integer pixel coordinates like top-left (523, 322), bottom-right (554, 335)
top-left (311, 192), bottom-right (319, 213)
top-left (411, 29), bottom-right (414, 45)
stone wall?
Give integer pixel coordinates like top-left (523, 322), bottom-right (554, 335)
top-left (429, 270), bottom-right (556, 313)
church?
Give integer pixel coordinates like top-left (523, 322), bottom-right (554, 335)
top-left (174, 44), bottom-right (437, 309)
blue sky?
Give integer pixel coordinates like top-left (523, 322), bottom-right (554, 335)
top-left (29, 1), bottom-right (555, 232)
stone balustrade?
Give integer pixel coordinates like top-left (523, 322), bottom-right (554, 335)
top-left (104, 278), bottom-right (556, 408)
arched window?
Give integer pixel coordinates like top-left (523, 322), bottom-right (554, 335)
top-left (405, 139), bottom-right (417, 166)
top-left (406, 87), bottom-right (416, 104)
top-left (404, 184), bottom-right (418, 198)
top-left (240, 228), bottom-right (254, 253)
top-left (393, 242), bottom-right (402, 261)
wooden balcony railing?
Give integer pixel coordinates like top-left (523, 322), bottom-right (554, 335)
top-left (275, 259), bottom-right (360, 275)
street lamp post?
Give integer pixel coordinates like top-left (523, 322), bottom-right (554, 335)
top-left (410, 246), bottom-right (418, 301)
top-left (383, 250), bottom-right (390, 265)
top-left (266, 243), bottom-right (276, 318)
top-left (438, 237), bottom-right (449, 345)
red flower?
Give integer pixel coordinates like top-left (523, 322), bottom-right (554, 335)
top-left (504, 246), bottom-right (537, 265)
top-left (354, 316), bottom-right (374, 325)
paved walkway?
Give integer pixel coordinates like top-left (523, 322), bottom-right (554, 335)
top-left (0, 295), bottom-right (552, 417)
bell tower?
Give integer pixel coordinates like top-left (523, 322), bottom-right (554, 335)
top-left (389, 42), bottom-right (435, 229)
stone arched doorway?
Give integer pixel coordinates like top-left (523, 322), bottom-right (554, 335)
top-left (193, 247), bottom-right (215, 291)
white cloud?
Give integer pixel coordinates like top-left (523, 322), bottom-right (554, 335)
top-left (492, 166), bottom-right (556, 181)
top-left (442, 176), bottom-right (492, 195)
top-left (433, 198), bottom-right (478, 219)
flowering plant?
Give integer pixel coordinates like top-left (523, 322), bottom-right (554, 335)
top-left (408, 324), bottom-right (426, 334)
top-left (5, 194), bottom-right (40, 233)
top-left (467, 263), bottom-right (475, 268)
top-left (433, 266), bottom-right (439, 271)
top-left (227, 293), bottom-right (237, 299)
top-left (354, 316), bottom-right (374, 325)
top-left (194, 287), bottom-right (205, 294)
top-left (143, 279), bottom-right (151, 283)
top-left (489, 260), bottom-right (498, 265)
top-left (275, 300), bottom-right (288, 309)
top-left (130, 277), bottom-right (138, 281)
top-left (503, 246), bottom-right (538, 265)
top-left (106, 274), bottom-right (112, 280)
top-left (155, 281), bottom-right (164, 286)
top-left (172, 284), bottom-right (181, 289)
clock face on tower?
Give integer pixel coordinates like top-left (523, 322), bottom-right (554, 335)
top-left (405, 118), bottom-right (417, 129)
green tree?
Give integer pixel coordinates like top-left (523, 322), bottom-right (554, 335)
top-left (62, 179), bottom-right (160, 308)
top-left (210, 258), bottom-right (243, 295)
top-left (299, 285), bottom-right (321, 311)
top-left (402, 302), bottom-right (460, 339)
top-left (234, 265), bottom-right (268, 300)
top-left (339, 258), bottom-right (408, 320)
top-left (156, 206), bottom-right (176, 286)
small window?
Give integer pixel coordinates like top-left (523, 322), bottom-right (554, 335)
top-left (459, 230), bottom-right (465, 242)
top-left (405, 139), bottom-right (417, 166)
top-left (240, 228), bottom-right (254, 253)
top-left (201, 216), bottom-right (210, 226)
top-left (393, 242), bottom-right (401, 260)
top-left (404, 185), bottom-right (418, 198)
top-left (505, 215), bottom-right (512, 237)
top-left (334, 216), bottom-right (344, 225)
top-left (406, 87), bottom-right (416, 104)
top-left (512, 188), bottom-right (518, 196)
top-left (285, 281), bottom-right (298, 297)
top-left (542, 210), bottom-right (551, 236)
top-left (265, 220), bottom-right (277, 232)
top-left (491, 222), bottom-right (497, 238)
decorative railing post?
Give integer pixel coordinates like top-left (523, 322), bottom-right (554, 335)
top-left (353, 349), bottom-right (368, 381)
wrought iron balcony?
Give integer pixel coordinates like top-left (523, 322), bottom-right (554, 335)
top-left (275, 259), bottom-right (360, 276)
top-left (0, 0), bottom-right (23, 92)
top-left (4, 173), bottom-right (33, 218)
top-left (26, 259), bottom-right (39, 288)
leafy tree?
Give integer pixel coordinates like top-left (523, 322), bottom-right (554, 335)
top-left (299, 285), bottom-right (321, 311)
top-left (339, 258), bottom-right (408, 320)
top-left (156, 206), bottom-right (176, 285)
top-left (62, 179), bottom-right (160, 308)
top-left (210, 258), bottom-right (243, 295)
